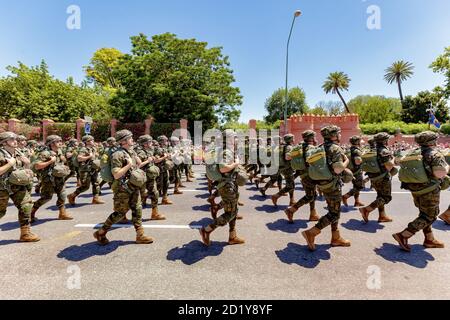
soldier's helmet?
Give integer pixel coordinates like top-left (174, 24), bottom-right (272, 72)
top-left (46, 135), bottom-right (62, 146)
top-left (222, 149), bottom-right (234, 162)
top-left (107, 137), bottom-right (116, 145)
top-left (170, 136), bottom-right (180, 143)
top-left (157, 135), bottom-right (168, 143)
top-left (17, 135), bottom-right (27, 142)
top-left (321, 125), bottom-right (341, 139)
top-left (283, 134), bottom-right (294, 144)
top-left (374, 132), bottom-right (391, 143)
top-left (82, 135), bottom-right (95, 143)
top-left (350, 135), bottom-right (362, 145)
top-left (415, 131), bottom-right (439, 146)
top-left (302, 130), bottom-right (316, 140)
top-left (27, 140), bottom-right (38, 147)
top-left (115, 130), bottom-right (133, 143)
top-left (0, 132), bottom-right (17, 145)
top-left (138, 135), bottom-right (152, 145)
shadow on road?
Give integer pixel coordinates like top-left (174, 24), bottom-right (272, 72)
top-left (167, 240), bottom-right (227, 265)
top-left (192, 204), bottom-right (212, 212)
top-left (194, 193), bottom-right (210, 200)
top-left (374, 243), bottom-right (435, 268)
top-left (0, 239), bottom-right (21, 246)
top-left (189, 217), bottom-right (214, 227)
top-left (248, 194), bottom-right (268, 202)
top-left (255, 204), bottom-right (287, 214)
top-left (0, 218), bottom-right (57, 231)
top-left (432, 221), bottom-right (449, 231)
top-left (341, 219), bottom-right (385, 234)
top-left (57, 241), bottom-right (135, 262)
top-left (276, 242), bottom-right (331, 269)
top-left (266, 219), bottom-right (308, 234)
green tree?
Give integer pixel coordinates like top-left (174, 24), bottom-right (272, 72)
top-left (0, 61), bottom-right (110, 124)
top-left (348, 95), bottom-right (402, 124)
top-left (109, 33), bottom-right (242, 128)
top-left (430, 46), bottom-right (450, 99)
top-left (384, 60), bottom-right (414, 101)
top-left (309, 106), bottom-right (327, 115)
top-left (401, 90), bottom-right (449, 124)
top-left (322, 72), bottom-right (351, 113)
top-left (315, 100), bottom-right (343, 115)
top-left (84, 48), bottom-right (124, 92)
top-left (263, 87), bottom-right (308, 124)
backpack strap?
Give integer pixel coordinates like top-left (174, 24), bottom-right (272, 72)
top-left (323, 143), bottom-right (337, 177)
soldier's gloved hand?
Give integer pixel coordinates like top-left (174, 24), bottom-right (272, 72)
top-left (7, 157), bottom-right (17, 167)
top-left (49, 156), bottom-right (57, 164)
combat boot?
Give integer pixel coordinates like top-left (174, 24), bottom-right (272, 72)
top-left (259, 187), bottom-right (266, 197)
top-left (236, 214), bottom-right (244, 220)
top-left (161, 197), bottom-right (173, 205)
top-left (228, 230), bottom-right (245, 245)
top-left (342, 193), bottom-right (351, 207)
top-left (271, 194), bottom-right (281, 207)
top-left (302, 227), bottom-right (321, 251)
top-left (284, 207), bottom-right (297, 224)
top-left (378, 208), bottom-right (393, 223)
top-left (174, 188), bottom-right (183, 195)
top-left (439, 208), bottom-right (450, 225)
top-left (58, 207), bottom-right (73, 220)
top-left (392, 229), bottom-right (414, 252)
top-left (92, 196), bottom-right (105, 205)
top-left (19, 225), bottom-right (40, 242)
top-left (136, 227), bottom-right (154, 244)
top-left (309, 208), bottom-right (320, 222)
top-left (238, 201), bottom-right (244, 207)
top-left (93, 228), bottom-right (109, 246)
top-left (199, 227), bottom-right (212, 246)
top-left (423, 231), bottom-right (445, 249)
top-left (354, 196), bottom-right (365, 208)
top-left (151, 208), bottom-right (166, 221)
top-left (67, 193), bottom-right (77, 206)
top-left (30, 207), bottom-right (38, 224)
top-left (331, 230), bottom-right (351, 247)
top-left (186, 177), bottom-right (194, 183)
top-left (359, 205), bottom-right (376, 223)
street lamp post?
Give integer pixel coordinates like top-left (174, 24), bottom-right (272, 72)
top-left (284, 10), bottom-right (302, 136)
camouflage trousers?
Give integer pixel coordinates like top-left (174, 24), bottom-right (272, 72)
top-left (407, 187), bottom-right (441, 234)
top-left (33, 176), bottom-right (67, 210)
top-left (158, 167), bottom-right (170, 198)
top-left (72, 170), bottom-right (100, 197)
top-left (261, 173), bottom-right (282, 191)
top-left (171, 165), bottom-right (182, 186)
top-left (102, 181), bottom-right (142, 230)
top-left (315, 180), bottom-right (342, 231)
top-left (293, 175), bottom-right (317, 210)
top-left (0, 186), bottom-right (33, 227)
top-left (64, 162), bottom-right (78, 183)
top-left (141, 178), bottom-right (159, 209)
top-left (278, 168), bottom-right (295, 196)
top-left (368, 175), bottom-right (392, 209)
top-left (346, 171), bottom-right (364, 198)
top-left (209, 182), bottom-right (239, 232)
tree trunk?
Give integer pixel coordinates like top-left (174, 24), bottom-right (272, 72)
top-left (336, 89), bottom-right (350, 114)
top-left (397, 78), bottom-right (404, 101)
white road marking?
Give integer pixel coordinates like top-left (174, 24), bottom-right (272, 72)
top-left (75, 224), bottom-right (202, 230)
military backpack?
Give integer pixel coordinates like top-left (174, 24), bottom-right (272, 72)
top-left (305, 145), bottom-right (334, 181)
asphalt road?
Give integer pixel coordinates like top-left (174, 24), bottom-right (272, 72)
top-left (0, 166), bottom-right (449, 300)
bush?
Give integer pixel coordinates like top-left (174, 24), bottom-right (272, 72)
top-left (46, 123), bottom-right (76, 141)
top-left (360, 121), bottom-right (437, 135)
top-left (440, 124), bottom-right (450, 135)
top-left (116, 123), bottom-right (146, 139)
top-left (150, 123), bottom-right (181, 138)
top-left (81, 121), bottom-right (111, 142)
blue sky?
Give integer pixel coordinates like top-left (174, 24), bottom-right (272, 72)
top-left (1, 0), bottom-right (449, 122)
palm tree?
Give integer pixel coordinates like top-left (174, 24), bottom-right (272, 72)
top-left (384, 60), bottom-right (414, 101)
top-left (322, 72), bottom-right (351, 113)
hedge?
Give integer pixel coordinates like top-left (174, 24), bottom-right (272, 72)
top-left (360, 121), bottom-right (438, 135)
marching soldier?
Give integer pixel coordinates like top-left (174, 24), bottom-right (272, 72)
top-left (64, 138), bottom-right (80, 183)
top-left (302, 126), bottom-right (351, 251)
top-left (67, 135), bottom-right (105, 205)
top-left (342, 136), bottom-right (366, 207)
top-left (170, 136), bottom-right (184, 195)
top-left (155, 136), bottom-right (172, 205)
top-left (136, 135), bottom-right (166, 221)
top-left (200, 149), bottom-right (245, 246)
top-left (272, 134), bottom-right (296, 207)
top-left (284, 130), bottom-right (320, 223)
top-left (0, 132), bottom-right (40, 242)
top-left (31, 135), bottom-right (73, 222)
top-left (359, 133), bottom-right (394, 223)
top-left (393, 132), bottom-right (449, 251)
top-left (94, 130), bottom-right (154, 245)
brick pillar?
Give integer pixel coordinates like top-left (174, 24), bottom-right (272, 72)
top-left (76, 119), bottom-right (85, 142)
top-left (248, 119), bottom-right (257, 139)
top-left (145, 117), bottom-right (154, 136)
top-left (42, 119), bottom-right (55, 143)
top-left (110, 119), bottom-right (118, 138)
top-left (180, 119), bottom-right (188, 139)
top-left (8, 119), bottom-right (20, 133)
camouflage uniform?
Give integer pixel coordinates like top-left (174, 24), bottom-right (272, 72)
top-left (360, 133), bottom-right (394, 223)
top-left (154, 136), bottom-right (171, 204)
top-left (272, 134), bottom-right (295, 206)
top-left (285, 131), bottom-right (319, 222)
top-left (393, 132), bottom-right (448, 251)
top-left (64, 139), bottom-right (79, 182)
top-left (302, 126), bottom-right (351, 251)
top-left (94, 130), bottom-right (153, 246)
top-left (343, 136), bottom-right (365, 207)
top-left (31, 135), bottom-right (72, 221)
